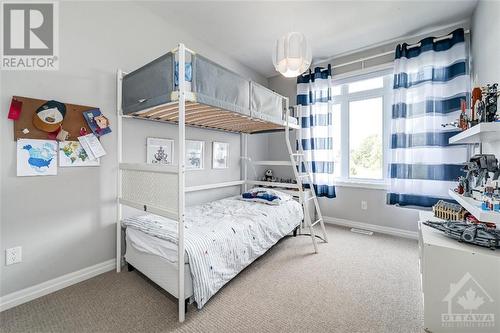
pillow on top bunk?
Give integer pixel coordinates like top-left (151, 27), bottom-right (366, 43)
top-left (240, 187), bottom-right (292, 205)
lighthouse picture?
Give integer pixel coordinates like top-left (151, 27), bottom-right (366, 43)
top-left (146, 138), bottom-right (174, 165)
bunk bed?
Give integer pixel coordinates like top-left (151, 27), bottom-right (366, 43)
top-left (120, 45), bottom-right (298, 133)
top-left (116, 44), bottom-right (324, 323)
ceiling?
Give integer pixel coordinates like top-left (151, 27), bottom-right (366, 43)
top-left (142, 1), bottom-right (478, 78)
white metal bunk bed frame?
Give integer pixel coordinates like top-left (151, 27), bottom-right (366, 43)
top-left (116, 43), bottom-right (327, 323)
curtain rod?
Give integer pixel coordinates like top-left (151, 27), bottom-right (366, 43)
top-left (406, 29), bottom-right (470, 50)
top-left (313, 28), bottom-right (470, 69)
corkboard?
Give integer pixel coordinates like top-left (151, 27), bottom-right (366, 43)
top-left (12, 96), bottom-right (97, 141)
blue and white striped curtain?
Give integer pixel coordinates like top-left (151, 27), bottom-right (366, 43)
top-left (296, 66), bottom-right (336, 198)
top-left (387, 28), bottom-right (469, 207)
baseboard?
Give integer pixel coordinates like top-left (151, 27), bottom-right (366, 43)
top-left (0, 259), bottom-right (115, 312)
top-left (323, 216), bottom-right (418, 240)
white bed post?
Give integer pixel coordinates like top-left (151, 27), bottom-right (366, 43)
top-left (241, 133), bottom-right (248, 193)
top-left (177, 43), bottom-right (187, 322)
top-left (116, 69), bottom-right (123, 273)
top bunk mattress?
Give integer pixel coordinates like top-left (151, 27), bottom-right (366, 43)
top-left (122, 194), bottom-right (303, 308)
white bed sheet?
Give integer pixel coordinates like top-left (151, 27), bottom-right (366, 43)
top-left (126, 227), bottom-right (188, 264)
top-left (122, 195), bottom-right (303, 309)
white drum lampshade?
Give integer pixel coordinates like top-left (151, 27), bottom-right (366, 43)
top-left (273, 32), bottom-right (312, 78)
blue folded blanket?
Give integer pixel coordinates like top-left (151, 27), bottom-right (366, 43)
top-left (242, 191), bottom-right (279, 202)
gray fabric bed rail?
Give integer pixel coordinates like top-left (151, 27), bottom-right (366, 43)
top-left (122, 52), bottom-right (175, 114)
top-left (121, 49), bottom-right (289, 127)
top-left (192, 54), bottom-right (251, 116)
top-left (250, 81), bottom-right (286, 123)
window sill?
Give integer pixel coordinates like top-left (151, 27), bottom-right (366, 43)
top-left (333, 179), bottom-right (388, 190)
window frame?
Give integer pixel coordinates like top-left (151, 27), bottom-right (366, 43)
top-left (330, 66), bottom-right (393, 189)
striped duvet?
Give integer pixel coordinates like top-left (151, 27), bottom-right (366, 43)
top-left (122, 196), bottom-right (303, 308)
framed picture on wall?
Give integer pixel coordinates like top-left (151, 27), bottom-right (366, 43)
top-left (186, 140), bottom-right (204, 170)
top-left (146, 137), bottom-right (174, 165)
top-left (212, 142), bottom-right (229, 169)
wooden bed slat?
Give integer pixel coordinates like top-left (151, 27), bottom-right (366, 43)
top-left (130, 101), bottom-right (288, 134)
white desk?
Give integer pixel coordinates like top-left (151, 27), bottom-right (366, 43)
top-left (418, 212), bottom-right (500, 333)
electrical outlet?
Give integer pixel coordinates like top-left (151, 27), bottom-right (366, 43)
top-left (361, 201), bottom-right (368, 210)
top-left (5, 246), bottom-right (22, 266)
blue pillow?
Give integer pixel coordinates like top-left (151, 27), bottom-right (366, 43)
top-left (240, 190), bottom-right (281, 205)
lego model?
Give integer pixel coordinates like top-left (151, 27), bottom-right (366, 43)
top-left (475, 83), bottom-right (499, 123)
top-left (469, 154), bottom-right (500, 187)
top-left (460, 154), bottom-right (500, 197)
top-left (423, 220), bottom-right (500, 250)
top-left (432, 200), bottom-right (467, 221)
top-left (444, 84), bottom-right (499, 129)
top-left (441, 99), bottom-right (468, 129)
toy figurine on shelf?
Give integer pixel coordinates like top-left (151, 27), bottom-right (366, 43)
top-left (461, 160), bottom-right (479, 197)
top-left (484, 83), bottom-right (499, 122)
top-left (459, 99), bottom-right (469, 130)
top-left (278, 177), bottom-right (297, 184)
top-left (442, 99), bottom-right (470, 130)
top-left (262, 169), bottom-right (276, 182)
top-left (456, 176), bottom-right (467, 195)
top-left (441, 121), bottom-right (459, 129)
top-left (475, 83), bottom-right (499, 123)
top-left (480, 184), bottom-right (500, 212)
top-left (470, 87), bottom-right (482, 126)
top-left (459, 154), bottom-right (500, 198)
top-left (470, 154), bottom-right (500, 187)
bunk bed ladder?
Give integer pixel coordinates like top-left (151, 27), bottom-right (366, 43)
top-left (285, 107), bottom-right (328, 254)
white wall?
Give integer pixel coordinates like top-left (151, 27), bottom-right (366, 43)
top-left (471, 0), bottom-right (500, 87)
top-left (0, 1), bottom-right (267, 297)
top-left (471, 0), bottom-right (500, 158)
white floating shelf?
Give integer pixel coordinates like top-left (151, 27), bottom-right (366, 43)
top-left (448, 122), bottom-right (500, 144)
top-left (251, 160), bottom-right (292, 166)
top-left (448, 189), bottom-right (500, 224)
top-left (247, 180), bottom-right (299, 189)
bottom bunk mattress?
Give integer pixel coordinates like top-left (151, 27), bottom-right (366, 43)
top-left (122, 194), bottom-right (303, 309)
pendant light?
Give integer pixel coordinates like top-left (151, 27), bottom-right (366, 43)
top-left (272, 32), bottom-right (312, 78)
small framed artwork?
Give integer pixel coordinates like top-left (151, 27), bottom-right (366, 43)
top-left (17, 139), bottom-right (58, 176)
top-left (59, 141), bottom-right (100, 167)
top-left (147, 137), bottom-right (174, 165)
top-left (212, 142), bottom-right (229, 169)
top-left (186, 140), bottom-right (204, 170)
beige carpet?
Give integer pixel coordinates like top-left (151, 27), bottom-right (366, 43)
top-left (0, 225), bottom-right (423, 333)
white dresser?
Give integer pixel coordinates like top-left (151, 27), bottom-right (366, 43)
top-left (418, 211), bottom-right (500, 333)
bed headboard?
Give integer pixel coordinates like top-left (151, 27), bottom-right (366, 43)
top-left (119, 163), bottom-right (178, 220)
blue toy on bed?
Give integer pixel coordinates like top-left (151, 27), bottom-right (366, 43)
top-left (242, 190), bottom-right (279, 201)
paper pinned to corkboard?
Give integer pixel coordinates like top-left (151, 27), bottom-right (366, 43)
top-left (12, 96), bottom-right (98, 141)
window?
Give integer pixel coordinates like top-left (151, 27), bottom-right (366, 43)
top-left (349, 97), bottom-right (383, 179)
top-left (332, 104), bottom-right (341, 178)
top-left (331, 69), bottom-right (392, 186)
top-left (348, 76), bottom-right (384, 93)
